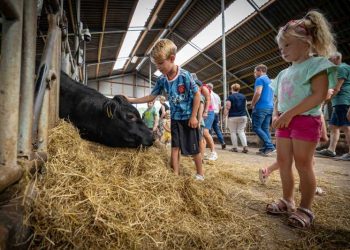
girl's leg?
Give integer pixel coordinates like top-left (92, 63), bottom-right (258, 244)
top-left (267, 161), bottom-right (280, 174)
top-left (267, 137), bottom-right (294, 212)
top-left (171, 147), bottom-right (181, 175)
top-left (193, 153), bottom-right (204, 176)
top-left (277, 137), bottom-right (294, 202)
top-left (292, 139), bottom-right (317, 209)
top-left (203, 128), bottom-right (215, 152)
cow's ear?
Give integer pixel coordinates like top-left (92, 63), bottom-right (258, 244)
top-left (103, 100), bottom-right (117, 119)
top-left (112, 95), bottom-right (128, 105)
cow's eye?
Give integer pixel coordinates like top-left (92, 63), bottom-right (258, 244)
top-left (126, 113), bottom-right (137, 121)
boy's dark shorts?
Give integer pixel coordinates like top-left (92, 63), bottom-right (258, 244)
top-left (329, 105), bottom-right (350, 127)
top-left (171, 119), bottom-right (200, 156)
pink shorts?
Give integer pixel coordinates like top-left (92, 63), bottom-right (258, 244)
top-left (275, 115), bottom-right (321, 142)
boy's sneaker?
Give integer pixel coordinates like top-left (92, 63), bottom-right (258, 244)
top-left (194, 174), bottom-right (205, 181)
top-left (258, 147), bottom-right (265, 152)
top-left (315, 149), bottom-right (336, 158)
top-left (208, 151), bottom-right (218, 161)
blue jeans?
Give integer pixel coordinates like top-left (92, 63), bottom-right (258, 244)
top-left (211, 113), bottom-right (225, 144)
top-left (252, 108), bottom-right (275, 150)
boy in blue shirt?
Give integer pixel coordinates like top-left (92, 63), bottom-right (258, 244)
top-left (126, 39), bottom-right (204, 180)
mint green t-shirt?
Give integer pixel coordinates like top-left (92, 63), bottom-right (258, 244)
top-left (142, 107), bottom-right (158, 129)
top-left (271, 57), bottom-right (337, 116)
top-left (331, 63), bottom-right (350, 106)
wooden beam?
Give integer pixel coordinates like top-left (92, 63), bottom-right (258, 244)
top-left (95, 0), bottom-right (108, 78)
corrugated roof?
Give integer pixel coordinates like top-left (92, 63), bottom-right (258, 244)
top-left (33, 0), bottom-right (350, 100)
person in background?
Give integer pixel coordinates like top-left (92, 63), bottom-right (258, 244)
top-left (207, 83), bottom-right (226, 150)
top-left (158, 96), bottom-right (170, 139)
top-left (142, 100), bottom-right (159, 140)
top-left (161, 110), bottom-right (171, 148)
top-left (126, 39), bottom-right (204, 180)
top-left (251, 64), bottom-right (275, 156)
top-left (194, 78), bottom-right (208, 160)
top-left (223, 83), bottom-right (248, 153)
top-left (202, 82), bottom-right (218, 161)
top-left (265, 10), bottom-right (337, 228)
top-left (316, 52), bottom-right (350, 161)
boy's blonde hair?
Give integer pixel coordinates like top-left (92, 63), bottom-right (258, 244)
top-left (276, 10), bottom-right (336, 57)
top-left (150, 39), bottom-right (177, 62)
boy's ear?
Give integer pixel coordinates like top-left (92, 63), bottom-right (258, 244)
top-left (169, 54), bottom-right (175, 63)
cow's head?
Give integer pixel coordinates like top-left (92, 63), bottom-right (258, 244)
top-left (101, 95), bottom-right (154, 147)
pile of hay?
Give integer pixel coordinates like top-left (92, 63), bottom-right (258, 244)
top-left (25, 121), bottom-right (350, 249)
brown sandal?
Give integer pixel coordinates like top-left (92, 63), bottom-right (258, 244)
top-left (288, 207), bottom-right (314, 228)
top-left (266, 198), bottom-right (296, 215)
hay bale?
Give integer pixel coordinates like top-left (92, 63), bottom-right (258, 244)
top-left (25, 120), bottom-right (350, 249)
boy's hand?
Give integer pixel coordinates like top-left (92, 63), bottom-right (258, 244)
top-left (188, 116), bottom-right (198, 128)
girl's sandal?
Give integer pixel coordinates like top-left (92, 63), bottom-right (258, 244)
top-left (266, 198), bottom-right (296, 215)
top-left (288, 207), bottom-right (315, 229)
top-left (259, 168), bottom-right (269, 184)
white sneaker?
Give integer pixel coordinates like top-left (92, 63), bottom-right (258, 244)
top-left (194, 174), bottom-right (205, 181)
top-left (203, 153), bottom-right (209, 160)
top-left (208, 151), bottom-right (218, 161)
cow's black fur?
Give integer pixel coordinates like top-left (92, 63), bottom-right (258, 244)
top-left (59, 72), bottom-right (153, 148)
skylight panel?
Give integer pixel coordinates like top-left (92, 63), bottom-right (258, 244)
top-left (113, 0), bottom-right (158, 70)
top-left (175, 0), bottom-right (269, 66)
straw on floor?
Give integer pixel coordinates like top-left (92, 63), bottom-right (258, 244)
top-left (25, 120), bottom-right (350, 249)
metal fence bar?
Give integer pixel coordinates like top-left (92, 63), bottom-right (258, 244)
top-left (18, 0), bottom-right (37, 159)
top-left (0, 0), bottom-right (24, 192)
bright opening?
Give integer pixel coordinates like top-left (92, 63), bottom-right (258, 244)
top-left (113, 0), bottom-right (158, 70)
top-left (175, 0), bottom-right (269, 66)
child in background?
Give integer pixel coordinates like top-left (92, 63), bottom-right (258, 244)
top-left (142, 100), bottom-right (159, 140)
top-left (265, 10), bottom-right (337, 228)
top-left (126, 39), bottom-right (204, 180)
top-left (161, 110), bottom-right (171, 147)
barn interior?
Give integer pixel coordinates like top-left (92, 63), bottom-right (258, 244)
top-left (0, 0), bottom-right (350, 249)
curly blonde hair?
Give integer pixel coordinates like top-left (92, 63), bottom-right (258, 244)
top-left (276, 10), bottom-right (336, 57)
top-left (150, 39), bottom-right (177, 63)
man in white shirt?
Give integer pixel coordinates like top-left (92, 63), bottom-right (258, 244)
top-left (207, 83), bottom-right (226, 149)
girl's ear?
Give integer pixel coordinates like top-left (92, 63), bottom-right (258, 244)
top-left (169, 54), bottom-right (175, 63)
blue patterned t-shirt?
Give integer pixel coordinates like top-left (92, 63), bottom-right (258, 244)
top-left (151, 67), bottom-right (199, 120)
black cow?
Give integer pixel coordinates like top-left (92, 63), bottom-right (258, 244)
top-left (59, 71), bottom-right (154, 148)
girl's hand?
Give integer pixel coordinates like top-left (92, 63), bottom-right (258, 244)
top-left (271, 114), bottom-right (279, 128)
top-left (203, 111), bottom-right (208, 119)
top-left (326, 89), bottom-right (334, 100)
top-left (273, 112), bottom-right (293, 129)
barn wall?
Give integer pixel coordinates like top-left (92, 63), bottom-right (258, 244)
top-left (87, 75), bottom-right (152, 98)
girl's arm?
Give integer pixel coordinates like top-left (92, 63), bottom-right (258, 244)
top-left (189, 90), bottom-right (200, 128)
top-left (198, 102), bottom-right (204, 125)
top-left (274, 72), bottom-right (328, 128)
top-left (201, 87), bottom-right (211, 118)
top-left (163, 120), bottom-right (171, 132)
top-left (160, 105), bottom-right (166, 119)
